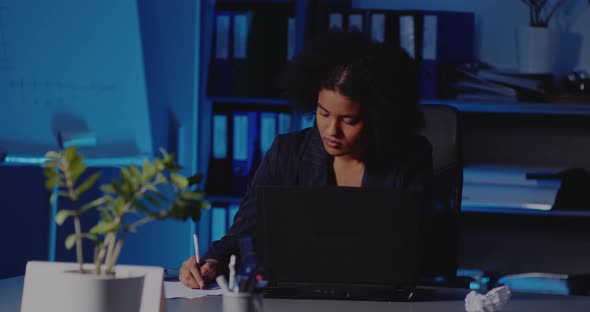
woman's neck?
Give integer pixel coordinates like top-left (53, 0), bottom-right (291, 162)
top-left (333, 154), bottom-right (365, 168)
top-left (332, 155), bottom-right (366, 187)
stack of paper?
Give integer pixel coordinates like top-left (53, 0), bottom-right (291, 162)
top-left (164, 282), bottom-right (224, 299)
top-left (462, 165), bottom-right (562, 211)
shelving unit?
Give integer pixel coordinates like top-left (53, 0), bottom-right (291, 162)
top-left (196, 0), bottom-right (310, 249)
top-left (196, 1), bottom-right (590, 221)
top-left (196, 1), bottom-right (590, 278)
top-left (205, 188), bottom-right (590, 218)
top-left (462, 205), bottom-right (590, 218)
top-left (422, 99), bottom-right (590, 116)
top-left (207, 97), bottom-right (290, 106)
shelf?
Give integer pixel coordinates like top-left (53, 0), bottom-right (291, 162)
top-left (217, 0), bottom-right (293, 3)
top-left (1, 154), bottom-right (146, 167)
top-left (206, 195), bottom-right (243, 205)
top-left (205, 195), bottom-right (590, 218)
top-left (421, 99), bottom-right (590, 116)
top-left (462, 205), bottom-right (590, 218)
top-left (207, 97), bottom-right (290, 106)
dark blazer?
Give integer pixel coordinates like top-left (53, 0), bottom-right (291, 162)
top-left (202, 124), bottom-right (433, 263)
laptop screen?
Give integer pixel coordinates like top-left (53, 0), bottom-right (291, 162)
top-left (256, 186), bottom-right (427, 298)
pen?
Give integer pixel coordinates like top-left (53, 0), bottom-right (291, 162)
top-left (193, 234), bottom-right (202, 289)
top-left (193, 234), bottom-right (200, 265)
top-left (229, 254), bottom-right (237, 292)
top-left (216, 275), bottom-right (230, 293)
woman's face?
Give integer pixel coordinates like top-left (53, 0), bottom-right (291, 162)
top-left (316, 89), bottom-right (366, 158)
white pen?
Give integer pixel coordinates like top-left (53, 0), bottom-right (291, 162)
top-left (193, 234), bottom-right (201, 265)
top-left (216, 275), bottom-right (230, 293)
top-left (193, 234), bottom-right (202, 289)
top-left (229, 255), bottom-right (237, 292)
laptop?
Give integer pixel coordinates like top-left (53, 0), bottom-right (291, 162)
top-left (256, 186), bottom-right (427, 301)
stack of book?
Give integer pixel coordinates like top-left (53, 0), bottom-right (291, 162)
top-left (450, 62), bottom-right (553, 102)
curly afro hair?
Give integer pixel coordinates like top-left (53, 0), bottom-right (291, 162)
top-left (279, 30), bottom-right (424, 164)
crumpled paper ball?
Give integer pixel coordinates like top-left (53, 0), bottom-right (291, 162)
top-left (465, 286), bottom-right (512, 312)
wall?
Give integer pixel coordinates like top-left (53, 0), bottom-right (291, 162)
top-left (0, 166), bottom-right (49, 279)
top-left (112, 0), bottom-right (201, 269)
top-left (352, 0), bottom-right (590, 76)
top-left (0, 0), bottom-right (153, 157)
top-left (0, 0), bottom-right (201, 275)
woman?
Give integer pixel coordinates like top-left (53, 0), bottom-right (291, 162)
top-left (180, 30), bottom-right (432, 289)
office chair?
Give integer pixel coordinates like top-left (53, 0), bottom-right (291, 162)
top-left (418, 104), bottom-right (464, 285)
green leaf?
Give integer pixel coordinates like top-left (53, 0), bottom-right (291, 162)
top-left (65, 233), bottom-right (76, 250)
top-left (130, 177), bottom-right (140, 193)
top-left (121, 168), bottom-right (132, 185)
top-left (154, 159), bottom-right (165, 171)
top-left (201, 201), bottom-right (211, 209)
top-left (144, 184), bottom-right (157, 193)
top-left (167, 203), bottom-right (182, 219)
top-left (159, 147), bottom-right (170, 159)
top-left (50, 192), bottom-right (57, 205)
top-left (151, 191), bottom-right (170, 203)
top-left (155, 173), bottom-right (167, 184)
top-left (63, 146), bottom-right (77, 163)
top-left (42, 159), bottom-right (61, 169)
top-left (79, 196), bottom-right (108, 214)
top-left (170, 173), bottom-right (188, 190)
top-left (187, 174), bottom-right (203, 185)
top-left (110, 197), bottom-right (126, 216)
top-left (132, 199), bottom-right (151, 213)
top-left (166, 199), bottom-right (202, 221)
top-left (162, 151), bottom-right (177, 169)
top-left (121, 166), bottom-right (140, 191)
top-left (112, 180), bottom-right (126, 197)
top-left (44, 151), bottom-right (60, 159)
top-left (99, 207), bottom-right (113, 222)
top-left (43, 167), bottom-right (58, 179)
top-left (90, 221), bottom-right (121, 235)
top-left (130, 165), bottom-right (141, 180)
top-left (144, 194), bottom-right (163, 209)
top-left (55, 209), bottom-right (75, 225)
top-left (166, 164), bottom-right (182, 172)
top-left (141, 160), bottom-right (156, 184)
top-left (190, 207), bottom-right (202, 221)
top-left (70, 160), bottom-right (87, 185)
top-left (58, 191), bottom-right (70, 198)
top-left (151, 210), bottom-right (168, 220)
top-left (44, 176), bottom-right (63, 190)
top-left (100, 184), bottom-right (115, 194)
top-left (182, 191), bottom-right (205, 201)
top-left (183, 199), bottom-right (205, 210)
top-left (75, 171), bottom-right (101, 197)
top-left (82, 233), bottom-right (100, 245)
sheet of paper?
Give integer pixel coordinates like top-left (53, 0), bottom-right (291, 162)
top-left (164, 281), bottom-right (224, 299)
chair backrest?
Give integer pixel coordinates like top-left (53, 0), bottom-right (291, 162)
top-left (418, 104), bottom-right (463, 283)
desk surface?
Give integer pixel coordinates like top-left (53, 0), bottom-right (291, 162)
top-left (3, 276), bottom-right (590, 312)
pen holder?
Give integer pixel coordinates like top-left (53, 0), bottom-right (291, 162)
top-left (222, 292), bottom-right (263, 312)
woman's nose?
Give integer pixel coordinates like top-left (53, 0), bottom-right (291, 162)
top-left (326, 119), bottom-right (341, 136)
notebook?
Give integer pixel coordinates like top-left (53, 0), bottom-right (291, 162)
top-left (256, 186), bottom-right (427, 301)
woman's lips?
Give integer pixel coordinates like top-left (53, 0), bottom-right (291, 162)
top-left (324, 138), bottom-right (342, 148)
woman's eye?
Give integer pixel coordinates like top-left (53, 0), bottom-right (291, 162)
top-left (343, 118), bottom-right (358, 125)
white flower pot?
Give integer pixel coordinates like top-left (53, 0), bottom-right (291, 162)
top-left (515, 26), bottom-right (560, 74)
top-left (20, 261), bottom-right (166, 312)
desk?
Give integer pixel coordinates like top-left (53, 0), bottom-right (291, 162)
top-left (3, 276), bottom-right (590, 312)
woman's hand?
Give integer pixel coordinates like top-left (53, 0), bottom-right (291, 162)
top-left (179, 257), bottom-right (220, 289)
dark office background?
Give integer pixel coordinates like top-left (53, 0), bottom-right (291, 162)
top-left (2, 0), bottom-right (590, 287)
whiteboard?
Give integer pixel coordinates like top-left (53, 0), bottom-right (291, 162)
top-left (0, 0), bottom-right (152, 158)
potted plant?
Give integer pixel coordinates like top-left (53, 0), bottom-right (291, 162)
top-left (21, 146), bottom-right (208, 312)
top-left (516, 0), bottom-right (568, 73)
